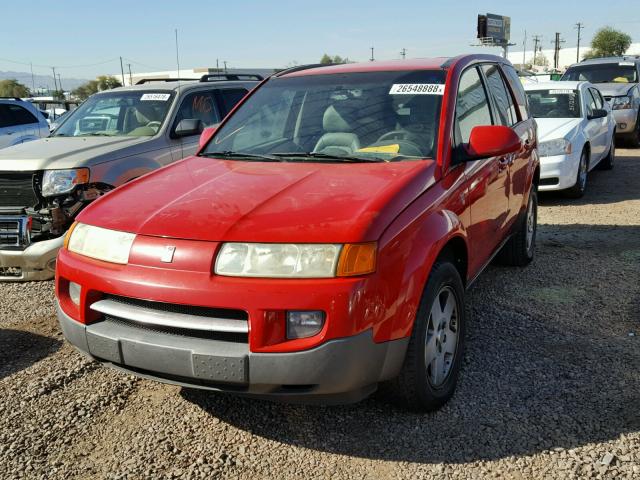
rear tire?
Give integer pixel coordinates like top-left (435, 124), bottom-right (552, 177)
top-left (499, 189), bottom-right (537, 266)
top-left (625, 115), bottom-right (640, 148)
top-left (389, 261), bottom-right (466, 411)
top-left (599, 136), bottom-right (615, 170)
top-left (565, 148), bottom-right (588, 198)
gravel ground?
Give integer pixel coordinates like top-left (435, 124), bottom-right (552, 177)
top-left (1, 149), bottom-right (638, 480)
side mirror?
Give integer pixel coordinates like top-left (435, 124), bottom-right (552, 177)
top-left (199, 124), bottom-right (219, 149)
top-left (465, 125), bottom-right (521, 160)
top-left (173, 118), bottom-right (203, 138)
top-left (588, 108), bottom-right (607, 120)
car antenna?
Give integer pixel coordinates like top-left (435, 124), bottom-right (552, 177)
top-left (175, 28), bottom-right (184, 160)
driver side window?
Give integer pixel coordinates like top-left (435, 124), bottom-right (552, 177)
top-left (174, 91), bottom-right (220, 135)
top-left (455, 67), bottom-right (493, 146)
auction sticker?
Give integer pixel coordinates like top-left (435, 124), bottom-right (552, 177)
top-left (389, 84), bottom-right (445, 95)
top-left (549, 89), bottom-right (574, 94)
top-left (141, 93), bottom-right (171, 101)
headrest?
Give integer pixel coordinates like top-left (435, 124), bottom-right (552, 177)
top-left (323, 105), bottom-right (352, 132)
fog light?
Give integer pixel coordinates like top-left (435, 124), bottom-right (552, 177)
top-left (68, 281), bottom-right (81, 306)
top-left (619, 123), bottom-right (627, 130)
top-left (286, 311), bottom-right (325, 339)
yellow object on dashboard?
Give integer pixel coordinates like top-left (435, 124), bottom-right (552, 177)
top-left (358, 144), bottom-right (400, 154)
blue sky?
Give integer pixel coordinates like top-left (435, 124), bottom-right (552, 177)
top-left (1, 0), bottom-right (638, 79)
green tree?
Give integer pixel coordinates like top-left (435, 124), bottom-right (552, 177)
top-left (319, 54), bottom-right (352, 65)
top-left (71, 75), bottom-right (122, 100)
top-left (583, 27), bottom-right (632, 59)
top-left (533, 53), bottom-right (549, 67)
top-left (0, 79), bottom-right (30, 97)
top-left (52, 90), bottom-right (65, 100)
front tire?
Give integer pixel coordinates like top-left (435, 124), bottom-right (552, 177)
top-left (389, 261), bottom-right (466, 411)
top-left (565, 148), bottom-right (589, 198)
top-left (599, 136), bottom-right (615, 170)
top-left (624, 114), bottom-right (640, 148)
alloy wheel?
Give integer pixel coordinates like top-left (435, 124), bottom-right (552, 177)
top-left (424, 286), bottom-right (459, 387)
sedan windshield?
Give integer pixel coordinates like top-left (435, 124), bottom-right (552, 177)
top-left (204, 70), bottom-right (446, 162)
top-left (52, 90), bottom-right (174, 137)
top-left (562, 64), bottom-right (638, 84)
top-left (526, 89), bottom-right (582, 118)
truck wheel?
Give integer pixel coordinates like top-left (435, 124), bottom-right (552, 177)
top-left (565, 149), bottom-right (588, 198)
top-left (390, 261), bottom-right (466, 411)
top-left (599, 136), bottom-right (615, 170)
top-left (499, 189), bottom-right (537, 266)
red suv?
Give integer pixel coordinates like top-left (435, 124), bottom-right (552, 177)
top-left (56, 55), bottom-right (539, 410)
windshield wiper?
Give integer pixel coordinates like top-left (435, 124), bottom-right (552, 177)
top-left (272, 152), bottom-right (386, 163)
top-left (76, 132), bottom-right (114, 137)
top-left (200, 151), bottom-right (284, 162)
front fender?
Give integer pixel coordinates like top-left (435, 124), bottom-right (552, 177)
top-left (91, 157), bottom-right (163, 187)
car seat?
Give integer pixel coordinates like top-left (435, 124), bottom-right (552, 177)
top-left (313, 105), bottom-right (360, 155)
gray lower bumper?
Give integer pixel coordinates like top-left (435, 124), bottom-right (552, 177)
top-left (57, 305), bottom-right (409, 404)
top-left (0, 236), bottom-right (64, 281)
top-left (613, 109), bottom-right (638, 134)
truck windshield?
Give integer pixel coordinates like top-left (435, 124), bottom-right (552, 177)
top-left (526, 90), bottom-right (582, 118)
top-left (204, 70), bottom-right (446, 162)
top-left (562, 63), bottom-right (638, 84)
top-left (52, 91), bottom-right (174, 137)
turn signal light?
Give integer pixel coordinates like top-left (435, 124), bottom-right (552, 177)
top-left (336, 243), bottom-right (377, 277)
top-left (63, 222), bottom-right (78, 249)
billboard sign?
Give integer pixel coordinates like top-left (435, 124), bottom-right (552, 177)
top-left (477, 13), bottom-right (511, 45)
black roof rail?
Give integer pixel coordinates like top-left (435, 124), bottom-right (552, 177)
top-left (274, 64), bottom-right (331, 77)
top-left (135, 78), bottom-right (199, 85)
top-left (199, 73), bottom-right (264, 82)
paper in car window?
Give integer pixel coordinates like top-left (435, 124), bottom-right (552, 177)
top-left (549, 89), bottom-right (574, 94)
top-left (389, 84), bottom-right (445, 95)
top-left (140, 93), bottom-right (171, 101)
top-left (619, 61), bottom-right (635, 66)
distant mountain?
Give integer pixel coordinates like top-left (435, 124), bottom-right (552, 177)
top-left (0, 70), bottom-right (90, 92)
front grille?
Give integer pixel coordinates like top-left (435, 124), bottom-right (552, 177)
top-left (92, 294), bottom-right (249, 343)
top-left (0, 172), bottom-right (38, 209)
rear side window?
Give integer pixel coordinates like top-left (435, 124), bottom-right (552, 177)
top-left (5, 104), bottom-right (38, 126)
top-left (216, 88), bottom-right (248, 117)
top-left (455, 67), bottom-right (493, 144)
top-left (502, 65), bottom-right (530, 120)
top-left (482, 64), bottom-right (517, 126)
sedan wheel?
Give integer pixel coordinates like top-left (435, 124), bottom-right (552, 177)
top-left (566, 149), bottom-right (588, 198)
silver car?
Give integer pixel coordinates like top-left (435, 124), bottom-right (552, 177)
top-left (0, 75), bottom-right (260, 281)
top-left (561, 56), bottom-right (640, 146)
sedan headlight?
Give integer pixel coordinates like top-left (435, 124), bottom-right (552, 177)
top-left (65, 223), bottom-right (135, 264)
top-left (538, 138), bottom-right (572, 157)
top-left (215, 242), bottom-right (376, 278)
top-left (42, 168), bottom-right (89, 197)
top-left (611, 95), bottom-right (633, 110)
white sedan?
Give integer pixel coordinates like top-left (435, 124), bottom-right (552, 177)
top-left (525, 81), bottom-right (616, 197)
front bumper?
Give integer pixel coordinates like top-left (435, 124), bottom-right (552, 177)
top-left (538, 151), bottom-right (581, 191)
top-left (0, 235), bottom-right (64, 281)
top-left (612, 109), bottom-right (637, 134)
top-left (57, 304), bottom-right (408, 404)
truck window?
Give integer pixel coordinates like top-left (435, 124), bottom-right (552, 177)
top-left (455, 67), bottom-right (493, 145)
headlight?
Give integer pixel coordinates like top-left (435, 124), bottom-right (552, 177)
top-left (538, 138), bottom-right (572, 157)
top-left (611, 95), bottom-right (633, 110)
top-left (215, 242), bottom-right (376, 278)
top-left (42, 168), bottom-right (89, 197)
top-left (66, 223), bottom-right (135, 264)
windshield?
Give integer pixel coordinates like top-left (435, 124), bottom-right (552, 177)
top-left (52, 90), bottom-right (174, 137)
top-left (562, 63), bottom-right (638, 84)
top-left (203, 70), bottom-right (446, 162)
top-left (526, 89), bottom-right (582, 118)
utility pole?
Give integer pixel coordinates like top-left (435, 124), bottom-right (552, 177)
top-left (370, 47), bottom-right (374, 62)
top-left (400, 48), bottom-right (406, 60)
top-left (575, 22), bottom-right (584, 62)
top-left (57, 74), bottom-right (63, 92)
top-left (223, 61), bottom-right (227, 73)
top-left (30, 63), bottom-right (35, 92)
top-left (532, 35), bottom-right (542, 66)
top-left (119, 56), bottom-right (125, 85)
top-left (51, 67), bottom-right (58, 93)
top-left (522, 30), bottom-right (527, 67)
top-left (553, 33), bottom-right (565, 70)
top-left (127, 64), bottom-right (133, 85)
top-left (216, 58), bottom-right (219, 72)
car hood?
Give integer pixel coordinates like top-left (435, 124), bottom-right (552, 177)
top-left (78, 156), bottom-right (437, 243)
top-left (0, 136), bottom-right (151, 171)
top-left (595, 83), bottom-right (636, 97)
top-left (535, 118), bottom-right (582, 142)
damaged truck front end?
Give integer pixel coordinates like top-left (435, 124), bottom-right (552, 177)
top-left (0, 169), bottom-right (111, 280)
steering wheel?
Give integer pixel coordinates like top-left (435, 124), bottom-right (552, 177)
top-left (146, 121), bottom-right (162, 130)
top-left (377, 129), bottom-right (423, 145)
